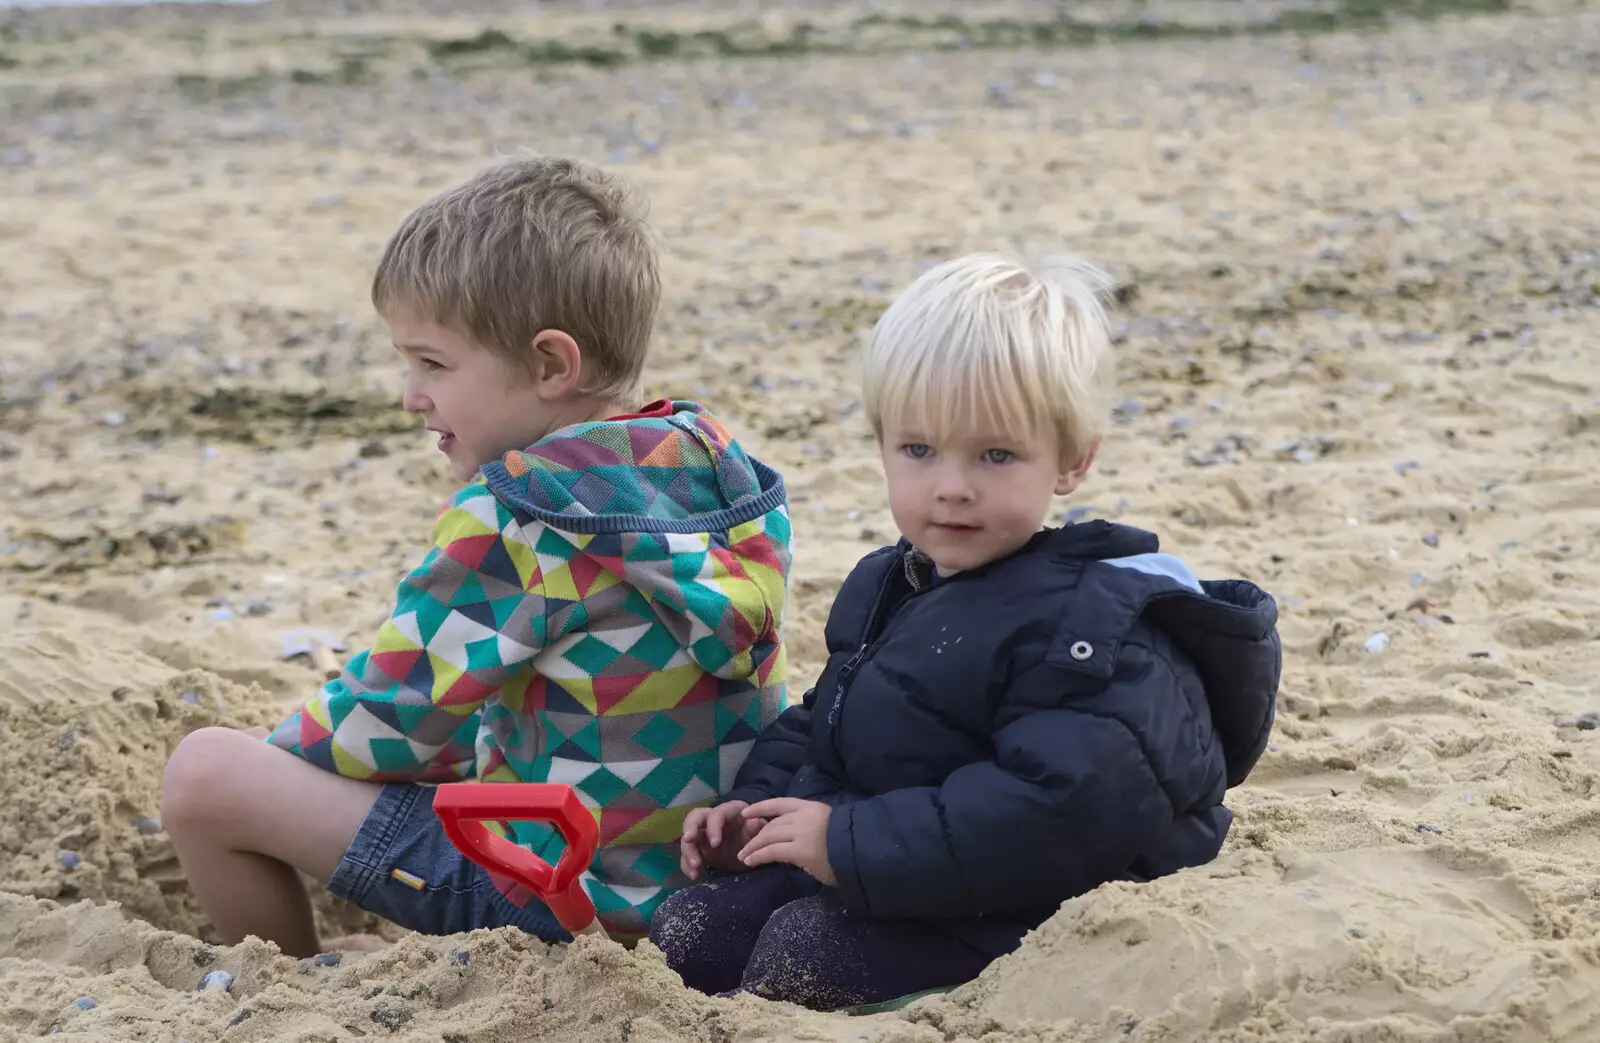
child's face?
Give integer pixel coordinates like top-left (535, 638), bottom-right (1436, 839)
top-left (880, 422), bottom-right (1094, 575)
top-left (386, 308), bottom-right (561, 483)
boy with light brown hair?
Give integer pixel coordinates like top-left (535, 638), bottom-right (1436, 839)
top-left (162, 155), bottom-right (793, 956)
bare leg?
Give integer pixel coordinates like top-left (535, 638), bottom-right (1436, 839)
top-left (161, 727), bottom-right (383, 958)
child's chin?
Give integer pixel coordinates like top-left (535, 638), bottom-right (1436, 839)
top-left (927, 549), bottom-right (995, 574)
top-left (446, 457), bottom-right (481, 482)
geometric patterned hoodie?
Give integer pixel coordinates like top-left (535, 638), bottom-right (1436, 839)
top-left (266, 400), bottom-right (792, 940)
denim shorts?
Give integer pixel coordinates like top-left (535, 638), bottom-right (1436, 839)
top-left (328, 782), bottom-right (570, 943)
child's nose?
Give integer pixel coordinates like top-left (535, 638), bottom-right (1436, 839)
top-left (401, 377), bottom-right (430, 414)
top-left (934, 468), bottom-right (975, 502)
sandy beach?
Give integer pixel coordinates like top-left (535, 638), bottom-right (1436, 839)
top-left (3, 0), bottom-right (1600, 1039)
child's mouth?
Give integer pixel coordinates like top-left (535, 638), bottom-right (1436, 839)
top-left (437, 433), bottom-right (456, 451)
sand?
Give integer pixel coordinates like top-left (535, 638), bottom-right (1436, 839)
top-left (3, 0), bottom-right (1600, 1039)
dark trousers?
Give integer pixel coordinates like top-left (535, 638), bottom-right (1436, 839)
top-left (646, 864), bottom-right (995, 1011)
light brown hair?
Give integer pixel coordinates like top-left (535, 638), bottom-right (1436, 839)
top-left (372, 154), bottom-right (660, 399)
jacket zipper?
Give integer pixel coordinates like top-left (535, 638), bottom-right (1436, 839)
top-left (827, 581), bottom-right (889, 726)
top-left (825, 551), bottom-right (931, 728)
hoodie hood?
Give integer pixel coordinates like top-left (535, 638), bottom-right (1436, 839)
top-left (482, 401), bottom-right (787, 534)
top-left (479, 401), bottom-right (791, 680)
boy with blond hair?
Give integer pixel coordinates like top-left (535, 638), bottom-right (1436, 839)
top-left (649, 253), bottom-right (1281, 1010)
top-left (162, 155), bottom-right (792, 955)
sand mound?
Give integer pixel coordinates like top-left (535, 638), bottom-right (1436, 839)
top-left (0, 892), bottom-right (820, 1043)
top-left (4, 0), bottom-right (1600, 1040)
top-left (916, 848), bottom-right (1600, 1042)
top-left (0, 598), bottom-right (381, 945)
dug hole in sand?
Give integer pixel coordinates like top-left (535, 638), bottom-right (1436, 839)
top-left (3, 0), bottom-right (1600, 1040)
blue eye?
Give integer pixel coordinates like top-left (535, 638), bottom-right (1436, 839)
top-left (983, 449), bottom-right (1014, 464)
top-left (904, 444), bottom-right (932, 459)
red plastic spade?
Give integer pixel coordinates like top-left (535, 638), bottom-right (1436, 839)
top-left (434, 783), bottom-right (606, 938)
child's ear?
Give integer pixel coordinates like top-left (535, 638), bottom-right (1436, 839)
top-left (1055, 438), bottom-right (1100, 496)
top-left (529, 330), bottom-right (583, 398)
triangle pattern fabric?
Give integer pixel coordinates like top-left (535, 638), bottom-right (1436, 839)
top-left (276, 404), bottom-right (795, 943)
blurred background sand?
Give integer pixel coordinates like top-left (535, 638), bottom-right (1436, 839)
top-left (2, 1), bottom-right (1599, 1040)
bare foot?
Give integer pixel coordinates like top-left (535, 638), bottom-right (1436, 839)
top-left (320, 933), bottom-right (393, 953)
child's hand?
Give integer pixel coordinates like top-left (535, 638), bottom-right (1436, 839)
top-left (737, 798), bottom-right (835, 886)
top-left (680, 801), bottom-right (763, 880)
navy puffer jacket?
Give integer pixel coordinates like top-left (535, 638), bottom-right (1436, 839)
top-left (722, 520), bottom-right (1281, 957)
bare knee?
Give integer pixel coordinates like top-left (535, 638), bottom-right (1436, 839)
top-left (164, 726), bottom-right (379, 882)
top-left (162, 727), bottom-right (258, 839)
